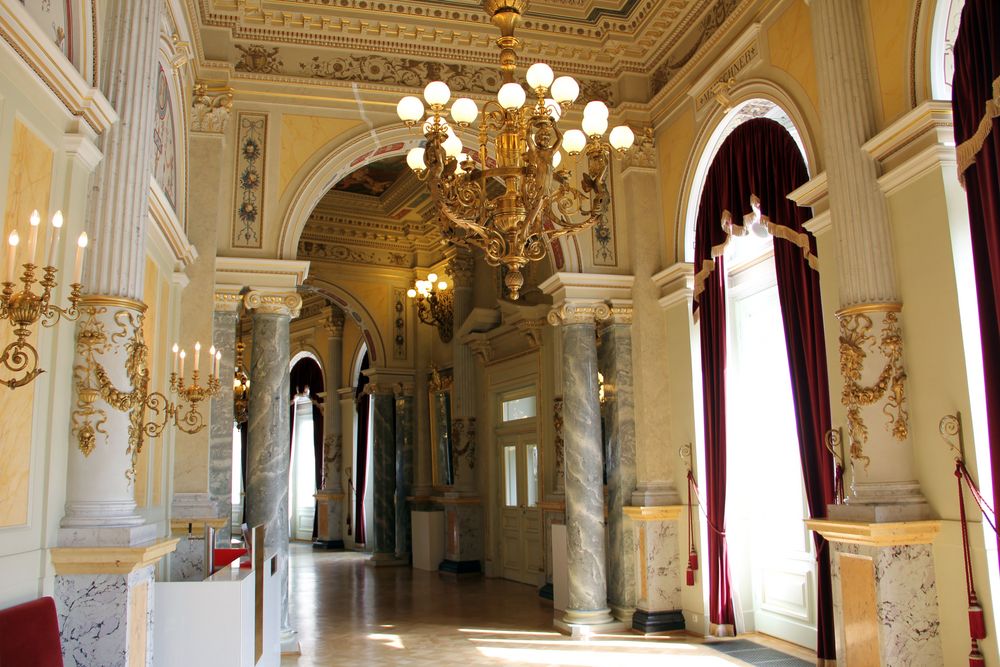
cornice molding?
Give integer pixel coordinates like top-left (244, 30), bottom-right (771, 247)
top-left (149, 177), bottom-right (198, 270)
top-left (50, 538), bottom-right (180, 575)
top-left (215, 256), bottom-right (310, 290)
top-left (623, 505), bottom-right (683, 521)
top-left (0, 1), bottom-right (117, 135)
top-left (539, 271), bottom-right (635, 305)
top-left (652, 262), bottom-right (693, 310)
top-left (806, 519), bottom-right (942, 547)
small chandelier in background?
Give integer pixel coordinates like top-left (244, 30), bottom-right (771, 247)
top-left (396, 0), bottom-right (637, 300)
top-left (407, 273), bottom-right (453, 342)
top-left (233, 338), bottom-right (250, 425)
top-left (0, 210), bottom-right (87, 388)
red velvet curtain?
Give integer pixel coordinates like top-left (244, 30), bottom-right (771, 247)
top-left (693, 118), bottom-right (834, 658)
top-left (953, 0), bottom-right (1000, 558)
top-left (354, 353), bottom-right (371, 545)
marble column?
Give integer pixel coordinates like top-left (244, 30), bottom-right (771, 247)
top-left (808, 2), bottom-right (941, 663)
top-left (56, 1), bottom-right (176, 664)
top-left (366, 380), bottom-right (400, 564)
top-left (598, 304), bottom-right (638, 622)
top-left (314, 307), bottom-right (345, 549)
top-left (209, 296), bottom-right (240, 544)
top-left (548, 301), bottom-right (619, 634)
top-left (395, 385), bottom-right (415, 561)
top-left (243, 290), bottom-right (301, 648)
top-left (439, 249), bottom-right (484, 573)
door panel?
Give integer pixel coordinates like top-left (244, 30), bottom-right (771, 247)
top-left (499, 435), bottom-right (544, 585)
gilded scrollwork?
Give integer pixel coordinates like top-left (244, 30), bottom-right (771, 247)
top-left (838, 309), bottom-right (909, 467)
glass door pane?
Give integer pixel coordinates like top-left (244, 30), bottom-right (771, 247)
top-left (525, 443), bottom-right (539, 508)
top-left (503, 445), bottom-right (518, 507)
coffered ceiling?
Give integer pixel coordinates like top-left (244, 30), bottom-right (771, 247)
top-left (187, 0), bottom-right (748, 103)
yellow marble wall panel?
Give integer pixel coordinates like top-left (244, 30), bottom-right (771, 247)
top-left (128, 580), bottom-right (149, 667)
top-left (656, 108), bottom-right (695, 263)
top-left (839, 553), bottom-right (880, 665)
top-left (768, 0), bottom-right (821, 115)
top-left (0, 119), bottom-right (52, 528)
top-left (153, 272), bottom-right (169, 506)
top-left (867, 0), bottom-right (910, 126)
top-left (133, 257), bottom-right (160, 507)
top-left (278, 115), bottom-right (362, 198)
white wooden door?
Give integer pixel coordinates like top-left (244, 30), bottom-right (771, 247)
top-left (500, 436), bottom-right (543, 585)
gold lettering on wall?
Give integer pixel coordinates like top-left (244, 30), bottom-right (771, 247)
top-left (0, 120), bottom-right (53, 528)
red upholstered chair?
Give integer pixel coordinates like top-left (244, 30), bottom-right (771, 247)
top-left (0, 597), bottom-right (64, 667)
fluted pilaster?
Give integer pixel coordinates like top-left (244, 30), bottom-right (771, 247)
top-left (84, 0), bottom-right (162, 299)
top-left (811, 0), bottom-right (897, 306)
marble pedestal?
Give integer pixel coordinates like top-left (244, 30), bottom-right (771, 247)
top-left (51, 538), bottom-right (178, 667)
top-left (438, 498), bottom-right (483, 574)
top-left (808, 519), bottom-right (943, 666)
top-left (313, 491), bottom-right (345, 549)
top-left (624, 506), bottom-right (685, 634)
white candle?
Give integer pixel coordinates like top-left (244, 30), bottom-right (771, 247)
top-left (215, 351), bottom-right (221, 378)
top-left (194, 342), bottom-right (201, 375)
top-left (27, 210), bottom-right (39, 265)
top-left (172, 343), bottom-right (179, 374)
top-left (47, 211), bottom-right (63, 268)
top-left (6, 231), bottom-right (19, 283)
top-left (179, 349), bottom-right (186, 379)
top-left (73, 233), bottom-right (87, 284)
top-left (209, 346), bottom-right (216, 377)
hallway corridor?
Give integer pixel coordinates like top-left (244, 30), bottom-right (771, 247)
top-left (280, 544), bottom-right (815, 667)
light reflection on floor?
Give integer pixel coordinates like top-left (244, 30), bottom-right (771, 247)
top-left (280, 544), bottom-right (793, 666)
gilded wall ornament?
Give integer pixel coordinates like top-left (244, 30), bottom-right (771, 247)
top-left (451, 416), bottom-right (476, 469)
top-left (235, 44), bottom-right (284, 74)
top-left (838, 309), bottom-right (909, 467)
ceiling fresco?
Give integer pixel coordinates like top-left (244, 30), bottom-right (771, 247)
top-left (331, 156), bottom-right (409, 197)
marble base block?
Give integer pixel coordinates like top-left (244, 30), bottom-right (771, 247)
top-left (441, 500), bottom-right (483, 567)
top-left (625, 507), bottom-right (683, 635)
top-left (313, 491), bottom-right (344, 549)
top-left (168, 535), bottom-right (206, 582)
top-left (55, 565), bottom-right (159, 667)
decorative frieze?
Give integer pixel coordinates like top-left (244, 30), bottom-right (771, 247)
top-left (232, 112), bottom-right (268, 249)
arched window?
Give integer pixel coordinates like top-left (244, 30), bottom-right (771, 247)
top-left (289, 354), bottom-right (324, 541)
top-left (692, 118), bottom-right (834, 661)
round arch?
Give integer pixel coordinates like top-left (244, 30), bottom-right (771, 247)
top-left (675, 80), bottom-right (820, 262)
top-left (351, 340), bottom-right (369, 390)
top-left (277, 122), bottom-right (580, 274)
top-left (302, 277), bottom-right (388, 366)
top-left (290, 348), bottom-right (323, 373)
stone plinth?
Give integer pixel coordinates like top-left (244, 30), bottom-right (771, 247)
top-left (624, 506), bottom-right (684, 634)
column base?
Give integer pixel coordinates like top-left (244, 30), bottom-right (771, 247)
top-left (280, 628), bottom-right (300, 655)
top-left (631, 609), bottom-right (685, 634)
top-left (611, 605), bottom-right (636, 623)
top-left (438, 558), bottom-right (482, 576)
top-left (554, 608), bottom-right (624, 637)
top-left (366, 552), bottom-right (407, 567)
top-left (312, 539), bottom-right (344, 550)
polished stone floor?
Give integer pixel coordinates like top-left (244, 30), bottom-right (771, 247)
top-left (280, 543), bottom-right (815, 666)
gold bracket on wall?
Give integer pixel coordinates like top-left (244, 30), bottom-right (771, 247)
top-left (939, 411), bottom-right (967, 463)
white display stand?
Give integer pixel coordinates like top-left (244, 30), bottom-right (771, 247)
top-left (411, 509), bottom-right (445, 571)
top-left (551, 523), bottom-right (568, 612)
top-left (154, 555), bottom-right (280, 667)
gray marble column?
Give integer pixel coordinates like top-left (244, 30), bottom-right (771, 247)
top-left (367, 382), bottom-right (399, 563)
top-left (598, 305), bottom-right (638, 622)
top-left (315, 307), bottom-right (345, 548)
top-left (448, 249), bottom-right (477, 488)
top-left (548, 301), bottom-right (617, 633)
top-left (243, 290), bottom-right (301, 643)
top-left (210, 298), bottom-right (240, 544)
top-left (394, 386), bottom-right (415, 560)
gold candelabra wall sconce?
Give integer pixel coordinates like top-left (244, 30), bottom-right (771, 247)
top-left (407, 273), bottom-right (453, 342)
top-left (1, 210), bottom-right (87, 389)
top-left (825, 426), bottom-right (847, 505)
top-left (233, 338), bottom-right (250, 425)
top-left (72, 301), bottom-right (222, 479)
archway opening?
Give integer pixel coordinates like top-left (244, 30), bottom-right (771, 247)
top-left (289, 352), bottom-right (324, 541)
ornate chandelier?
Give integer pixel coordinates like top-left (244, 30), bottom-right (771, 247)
top-left (396, 0), bottom-right (635, 300)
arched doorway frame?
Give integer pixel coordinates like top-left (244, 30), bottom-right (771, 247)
top-left (277, 124), bottom-right (582, 273)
